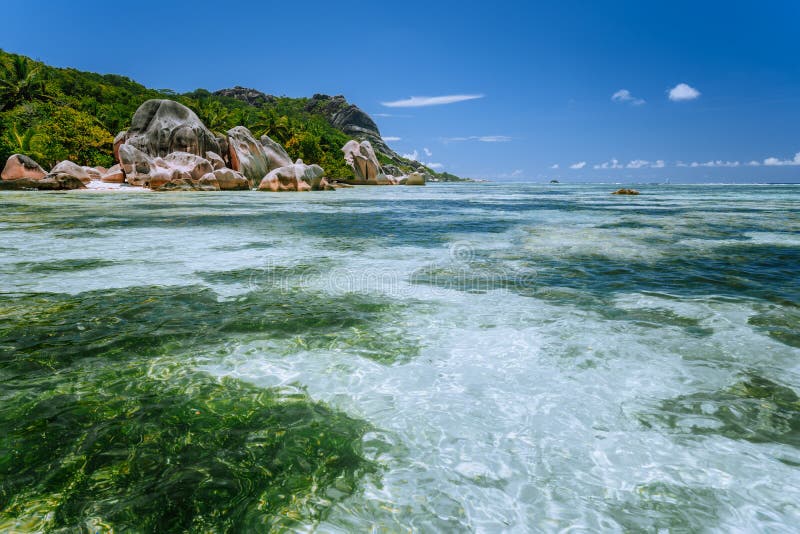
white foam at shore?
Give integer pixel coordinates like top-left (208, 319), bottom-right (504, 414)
top-left (82, 179), bottom-right (151, 191)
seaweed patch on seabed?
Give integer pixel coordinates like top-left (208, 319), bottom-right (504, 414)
top-left (605, 481), bottom-right (725, 532)
top-left (637, 373), bottom-right (800, 449)
top-left (0, 287), bottom-right (390, 532)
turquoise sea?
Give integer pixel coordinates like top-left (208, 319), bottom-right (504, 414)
top-left (1, 183), bottom-right (799, 532)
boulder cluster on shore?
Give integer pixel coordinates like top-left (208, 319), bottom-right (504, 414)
top-left (0, 99), bottom-right (426, 191)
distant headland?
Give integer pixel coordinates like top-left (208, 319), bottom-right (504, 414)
top-left (0, 50), bottom-right (471, 191)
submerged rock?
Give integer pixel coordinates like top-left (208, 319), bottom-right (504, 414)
top-left (1, 154), bottom-right (47, 181)
top-left (227, 126), bottom-right (270, 186)
top-left (612, 188), bottom-right (640, 195)
top-left (342, 140), bottom-right (382, 182)
top-left (124, 99), bottom-right (220, 158)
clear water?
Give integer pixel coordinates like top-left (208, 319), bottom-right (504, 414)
top-left (1, 183), bottom-right (799, 532)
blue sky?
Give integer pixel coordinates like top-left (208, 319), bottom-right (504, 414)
top-left (2, 0), bottom-right (799, 182)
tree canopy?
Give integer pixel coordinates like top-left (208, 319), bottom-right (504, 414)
top-left (0, 50), bottom-right (367, 178)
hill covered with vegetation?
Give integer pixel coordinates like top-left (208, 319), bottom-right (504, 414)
top-left (0, 49), bottom-right (458, 180)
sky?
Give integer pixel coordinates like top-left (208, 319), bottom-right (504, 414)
top-left (2, 0), bottom-right (799, 182)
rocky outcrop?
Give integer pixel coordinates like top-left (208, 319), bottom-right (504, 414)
top-left (215, 89), bottom-right (434, 176)
top-left (400, 172), bottom-right (426, 186)
top-left (306, 94), bottom-right (429, 173)
top-left (215, 86), bottom-right (275, 106)
top-left (205, 151), bottom-right (226, 170)
top-left (306, 94), bottom-right (391, 154)
top-left (124, 100), bottom-right (220, 158)
top-left (49, 160), bottom-right (94, 184)
top-left (227, 126), bottom-right (270, 186)
top-left (342, 140), bottom-right (384, 182)
top-left (113, 131), bottom-right (127, 163)
top-left (119, 144), bottom-right (155, 186)
top-left (101, 165), bottom-right (125, 183)
top-left (0, 175), bottom-right (85, 190)
top-left (1, 154), bottom-right (47, 181)
top-left (258, 161), bottom-right (327, 192)
top-left (611, 188), bottom-right (640, 195)
top-left (118, 146), bottom-right (222, 191)
top-left (209, 168), bottom-right (250, 190)
top-left (161, 152), bottom-right (214, 181)
top-left (215, 137), bottom-right (229, 165)
top-left (261, 135), bottom-right (292, 171)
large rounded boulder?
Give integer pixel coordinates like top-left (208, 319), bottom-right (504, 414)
top-left (119, 144), bottom-right (155, 186)
top-left (1, 154), bottom-right (46, 181)
top-left (101, 164), bottom-right (125, 183)
top-left (49, 161), bottom-right (94, 184)
top-left (400, 172), bottom-right (426, 186)
top-left (0, 175), bottom-right (85, 190)
top-left (257, 161), bottom-right (325, 192)
top-left (227, 126), bottom-right (270, 186)
top-left (261, 135), bottom-right (293, 171)
top-left (211, 168), bottom-right (250, 190)
top-left (119, 145), bottom-right (220, 191)
top-left (124, 100), bottom-right (220, 158)
top-left (342, 140), bottom-right (382, 182)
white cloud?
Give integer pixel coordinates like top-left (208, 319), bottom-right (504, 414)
top-left (423, 147), bottom-right (433, 157)
top-left (594, 159), bottom-right (624, 170)
top-left (444, 135), bottom-right (512, 143)
top-left (383, 136), bottom-right (402, 142)
top-left (400, 148), bottom-right (444, 169)
top-left (668, 83), bottom-right (701, 101)
top-left (382, 94), bottom-right (484, 108)
top-left (590, 159), bottom-right (667, 170)
top-left (689, 160), bottom-right (740, 168)
top-left (626, 159), bottom-right (650, 169)
top-left (746, 160), bottom-right (761, 166)
top-left (550, 164), bottom-right (559, 169)
top-left (612, 89), bottom-right (645, 106)
top-left (763, 152), bottom-right (800, 166)
top-left (570, 161), bottom-right (587, 169)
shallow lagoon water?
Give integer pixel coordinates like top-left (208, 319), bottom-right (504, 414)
top-left (1, 183), bottom-right (799, 531)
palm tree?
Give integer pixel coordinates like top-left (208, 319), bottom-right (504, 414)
top-left (3, 123), bottom-right (37, 153)
top-left (0, 56), bottom-right (48, 111)
top-left (255, 115), bottom-right (291, 144)
top-left (194, 100), bottom-right (240, 133)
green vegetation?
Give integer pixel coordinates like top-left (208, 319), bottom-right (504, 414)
top-left (639, 373), bottom-right (800, 447)
top-left (0, 49), bottom-right (469, 180)
top-left (1, 49), bottom-right (420, 179)
top-left (0, 285), bottom-right (388, 531)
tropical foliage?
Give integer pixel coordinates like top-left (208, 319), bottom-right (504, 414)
top-left (0, 49), bottom-right (375, 178)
